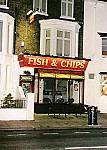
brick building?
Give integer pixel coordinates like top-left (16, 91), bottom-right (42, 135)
top-left (0, 0), bottom-right (90, 113)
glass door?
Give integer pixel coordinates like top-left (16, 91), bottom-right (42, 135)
top-left (39, 78), bottom-right (53, 103)
top-left (55, 79), bottom-right (68, 103)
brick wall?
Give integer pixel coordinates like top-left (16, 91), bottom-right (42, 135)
top-left (8, 0), bottom-right (84, 58)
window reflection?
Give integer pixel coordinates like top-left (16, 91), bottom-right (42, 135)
top-left (39, 78), bottom-right (83, 104)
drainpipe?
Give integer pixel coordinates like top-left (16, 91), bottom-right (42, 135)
top-left (92, 0), bottom-right (97, 57)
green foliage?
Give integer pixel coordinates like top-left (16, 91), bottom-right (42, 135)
top-left (3, 93), bottom-right (14, 108)
top-left (23, 70), bottom-right (31, 75)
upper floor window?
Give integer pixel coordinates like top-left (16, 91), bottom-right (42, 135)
top-left (0, 21), bottom-right (2, 52)
top-left (61, 0), bottom-right (74, 20)
top-left (33, 0), bottom-right (47, 14)
top-left (102, 38), bottom-right (107, 55)
top-left (45, 29), bottom-right (51, 55)
top-left (0, 0), bottom-right (8, 7)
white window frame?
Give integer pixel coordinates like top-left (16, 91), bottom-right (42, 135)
top-left (7, 23), bottom-right (13, 54)
top-left (0, 21), bottom-right (2, 52)
top-left (61, 0), bottom-right (75, 20)
top-left (39, 19), bottom-right (80, 57)
top-left (44, 29), bottom-right (51, 55)
top-left (56, 29), bottom-right (71, 56)
top-left (33, 0), bottom-right (48, 16)
top-left (0, 0), bottom-right (8, 9)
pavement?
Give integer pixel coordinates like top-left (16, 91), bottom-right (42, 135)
top-left (0, 113), bottom-right (107, 131)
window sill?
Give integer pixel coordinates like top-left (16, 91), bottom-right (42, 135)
top-left (60, 16), bottom-right (75, 20)
top-left (0, 5), bottom-right (9, 9)
top-left (32, 11), bottom-right (48, 16)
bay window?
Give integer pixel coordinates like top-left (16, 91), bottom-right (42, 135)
top-left (40, 19), bottom-right (80, 57)
top-left (61, 0), bottom-right (74, 19)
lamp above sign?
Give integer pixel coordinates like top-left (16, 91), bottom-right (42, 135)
top-left (18, 55), bottom-right (89, 72)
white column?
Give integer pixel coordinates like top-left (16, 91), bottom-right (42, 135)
top-left (26, 93), bottom-right (35, 120)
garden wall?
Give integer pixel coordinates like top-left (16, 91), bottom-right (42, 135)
top-left (0, 93), bottom-right (34, 120)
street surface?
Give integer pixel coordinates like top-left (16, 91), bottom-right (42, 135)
top-left (0, 128), bottom-right (107, 150)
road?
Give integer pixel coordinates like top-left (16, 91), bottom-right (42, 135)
top-left (0, 128), bottom-right (107, 150)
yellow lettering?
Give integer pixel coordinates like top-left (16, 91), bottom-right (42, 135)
top-left (37, 58), bottom-right (41, 65)
top-left (42, 59), bottom-right (48, 66)
top-left (75, 62), bottom-right (81, 68)
top-left (28, 58), bottom-right (34, 65)
top-left (51, 60), bottom-right (57, 67)
top-left (33, 58), bottom-right (37, 65)
top-left (66, 61), bottom-right (72, 68)
top-left (61, 61), bottom-right (66, 67)
top-left (80, 60), bottom-right (85, 69)
top-left (72, 61), bottom-right (75, 68)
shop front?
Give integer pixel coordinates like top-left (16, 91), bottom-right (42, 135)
top-left (18, 54), bottom-right (90, 114)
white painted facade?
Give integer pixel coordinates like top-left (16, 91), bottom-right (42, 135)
top-left (0, 12), bottom-right (34, 100)
top-left (84, 0), bottom-right (107, 113)
top-left (0, 12), bottom-right (14, 99)
top-left (0, 93), bottom-right (34, 120)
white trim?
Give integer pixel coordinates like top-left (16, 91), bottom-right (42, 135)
top-left (60, 16), bottom-right (75, 20)
top-left (0, 0), bottom-right (8, 8)
top-left (44, 29), bottom-right (51, 55)
top-left (39, 19), bottom-right (80, 57)
top-left (56, 29), bottom-right (71, 56)
top-left (32, 11), bottom-right (48, 16)
top-left (0, 5), bottom-right (9, 9)
top-left (65, 146), bottom-right (107, 149)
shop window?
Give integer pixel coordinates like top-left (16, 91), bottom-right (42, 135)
top-left (102, 38), bottom-right (107, 55)
top-left (61, 0), bottom-right (74, 20)
top-left (39, 78), bottom-right (83, 104)
top-left (0, 21), bottom-right (2, 52)
top-left (33, 0), bottom-right (47, 14)
top-left (56, 30), bottom-right (71, 56)
top-left (45, 30), bottom-right (51, 55)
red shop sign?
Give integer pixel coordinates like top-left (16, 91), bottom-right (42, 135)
top-left (18, 55), bottom-right (89, 71)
